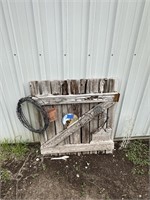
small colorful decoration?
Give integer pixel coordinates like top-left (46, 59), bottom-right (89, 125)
top-left (62, 113), bottom-right (78, 127)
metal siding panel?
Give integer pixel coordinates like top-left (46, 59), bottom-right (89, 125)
top-left (0, 0), bottom-right (150, 142)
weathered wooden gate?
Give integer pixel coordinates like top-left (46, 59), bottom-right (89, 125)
top-left (29, 79), bottom-right (120, 155)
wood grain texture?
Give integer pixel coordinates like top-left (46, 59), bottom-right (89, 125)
top-left (41, 141), bottom-right (114, 155)
top-left (29, 78), bottom-right (118, 155)
top-left (89, 79), bottom-right (99, 143)
top-left (51, 80), bottom-right (63, 133)
top-left (43, 81), bottom-right (55, 141)
top-left (42, 102), bottom-right (114, 148)
top-left (81, 79), bottom-right (90, 143)
top-left (29, 81), bottom-right (44, 143)
top-left (67, 80), bottom-right (81, 144)
top-left (33, 92), bottom-right (117, 105)
top-left (99, 79), bottom-right (107, 131)
top-left (61, 80), bottom-right (70, 144)
top-left (106, 79), bottom-right (115, 129)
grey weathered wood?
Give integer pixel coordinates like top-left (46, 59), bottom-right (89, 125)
top-left (51, 80), bottom-right (63, 135)
top-left (41, 141), bottom-right (114, 155)
top-left (39, 80), bottom-right (51, 95)
top-left (68, 80), bottom-right (81, 144)
top-left (30, 81), bottom-right (40, 96)
top-left (29, 78), bottom-right (119, 155)
top-left (42, 102), bottom-right (114, 148)
top-left (99, 79), bottom-right (105, 93)
top-left (61, 80), bottom-right (70, 144)
top-left (91, 128), bottom-right (112, 142)
top-left (80, 79), bottom-right (90, 143)
top-left (106, 79), bottom-right (115, 129)
top-left (44, 81), bottom-right (55, 141)
top-left (39, 81), bottom-right (52, 142)
top-left (89, 79), bottom-right (99, 144)
top-left (29, 81), bottom-right (43, 143)
top-left (103, 78), bottom-right (109, 93)
top-left (98, 79), bottom-right (106, 131)
top-left (32, 92), bottom-right (119, 105)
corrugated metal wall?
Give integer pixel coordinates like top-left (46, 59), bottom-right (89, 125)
top-left (0, 0), bottom-right (150, 142)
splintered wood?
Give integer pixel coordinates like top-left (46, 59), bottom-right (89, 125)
top-left (29, 78), bottom-right (120, 155)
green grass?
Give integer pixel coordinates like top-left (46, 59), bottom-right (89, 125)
top-left (1, 168), bottom-right (12, 181)
top-left (125, 140), bottom-right (149, 174)
top-left (0, 139), bottom-right (29, 162)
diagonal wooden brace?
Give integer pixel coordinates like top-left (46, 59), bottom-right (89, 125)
top-left (42, 102), bottom-right (115, 148)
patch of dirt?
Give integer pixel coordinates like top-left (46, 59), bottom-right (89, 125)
top-left (1, 143), bottom-right (149, 200)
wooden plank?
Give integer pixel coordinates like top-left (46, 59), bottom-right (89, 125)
top-left (42, 102), bottom-right (114, 148)
top-left (29, 81), bottom-right (43, 143)
top-left (89, 79), bottom-right (99, 144)
top-left (61, 80), bottom-right (70, 144)
top-left (43, 81), bottom-right (55, 141)
top-left (39, 80), bottom-right (51, 95)
top-left (30, 81), bottom-right (40, 96)
top-left (39, 81), bottom-right (52, 142)
top-left (80, 79), bottom-right (90, 143)
top-left (41, 141), bottom-right (114, 155)
top-left (50, 80), bottom-right (63, 135)
top-left (103, 78), bottom-right (109, 93)
top-left (98, 79), bottom-right (107, 132)
top-left (32, 92), bottom-right (119, 105)
top-left (68, 80), bottom-right (81, 144)
top-left (106, 79), bottom-right (115, 130)
top-left (91, 128), bottom-right (112, 141)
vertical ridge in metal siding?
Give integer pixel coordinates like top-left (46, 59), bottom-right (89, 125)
top-left (83, 0), bottom-right (90, 78)
top-left (54, 0), bottom-right (63, 79)
top-left (86, 0), bottom-right (95, 78)
top-left (104, 0), bottom-right (118, 77)
top-left (31, 0), bottom-right (46, 80)
top-left (132, 74), bottom-right (150, 136)
top-left (1, 1), bottom-right (23, 97)
top-left (61, 0), bottom-right (69, 79)
top-left (112, 1), bottom-right (146, 137)
top-left (115, 0), bottom-right (149, 138)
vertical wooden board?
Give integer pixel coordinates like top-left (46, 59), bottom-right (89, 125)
top-left (68, 80), bottom-right (81, 144)
top-left (51, 80), bottom-right (63, 133)
top-left (103, 78), bottom-right (109, 93)
top-left (39, 81), bottom-right (53, 143)
top-left (81, 79), bottom-right (90, 144)
top-left (30, 81), bottom-right (40, 96)
top-left (89, 79), bottom-right (99, 154)
top-left (106, 79), bottom-right (115, 131)
top-left (39, 80), bottom-right (51, 95)
top-left (98, 79), bottom-right (107, 130)
top-left (43, 81), bottom-right (55, 141)
top-left (89, 79), bottom-right (99, 142)
top-left (61, 80), bottom-right (70, 144)
top-left (29, 81), bottom-right (43, 143)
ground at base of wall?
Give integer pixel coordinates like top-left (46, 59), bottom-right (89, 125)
top-left (1, 142), bottom-right (149, 200)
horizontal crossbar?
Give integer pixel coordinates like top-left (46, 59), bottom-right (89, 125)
top-left (32, 92), bottom-right (120, 105)
top-left (41, 141), bottom-right (114, 155)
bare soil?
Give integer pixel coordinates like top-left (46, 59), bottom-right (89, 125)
top-left (1, 143), bottom-right (149, 200)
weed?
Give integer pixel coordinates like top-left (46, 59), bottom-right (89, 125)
top-left (1, 168), bottom-right (12, 182)
top-left (11, 142), bottom-right (28, 159)
top-left (125, 140), bottom-right (149, 174)
top-left (0, 139), bottom-right (28, 162)
top-left (80, 182), bottom-right (86, 197)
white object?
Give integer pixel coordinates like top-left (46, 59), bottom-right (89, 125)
top-left (51, 155), bottom-right (69, 161)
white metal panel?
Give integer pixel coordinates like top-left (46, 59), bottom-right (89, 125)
top-left (0, 0), bottom-right (149, 142)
